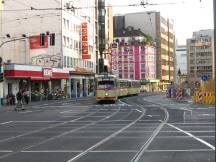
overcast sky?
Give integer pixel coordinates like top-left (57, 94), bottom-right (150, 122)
top-left (109, 0), bottom-right (214, 45)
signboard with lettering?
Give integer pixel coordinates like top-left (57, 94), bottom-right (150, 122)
top-left (81, 22), bottom-right (91, 60)
top-left (43, 68), bottom-right (52, 77)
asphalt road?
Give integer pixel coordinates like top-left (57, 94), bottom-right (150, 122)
top-left (0, 93), bottom-right (215, 162)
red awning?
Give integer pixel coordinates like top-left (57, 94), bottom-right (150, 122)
top-left (31, 77), bottom-right (50, 81)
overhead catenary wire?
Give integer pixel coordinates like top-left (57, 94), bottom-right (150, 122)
top-left (0, 1), bottom-right (188, 12)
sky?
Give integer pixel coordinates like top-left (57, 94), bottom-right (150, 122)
top-left (109, 0), bottom-right (214, 45)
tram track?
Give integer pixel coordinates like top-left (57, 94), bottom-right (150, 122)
top-left (66, 101), bottom-right (146, 162)
top-left (129, 97), bottom-right (169, 162)
top-left (63, 96), bottom-right (169, 162)
top-left (0, 105), bottom-right (122, 160)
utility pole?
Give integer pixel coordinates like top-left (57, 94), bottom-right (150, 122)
top-left (214, 0), bottom-right (216, 80)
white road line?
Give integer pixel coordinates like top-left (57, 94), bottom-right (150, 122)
top-left (118, 100), bottom-right (131, 106)
top-left (19, 111), bottom-right (33, 114)
top-left (13, 121), bottom-right (65, 123)
top-left (21, 150), bottom-right (83, 153)
top-left (66, 107), bottom-right (146, 162)
top-left (156, 136), bottom-right (215, 138)
top-left (169, 123), bottom-right (215, 125)
top-left (146, 115), bottom-right (153, 117)
top-left (60, 110), bottom-right (74, 114)
top-left (166, 122), bottom-right (215, 150)
top-left (0, 121), bottom-right (13, 125)
top-left (136, 109), bottom-right (142, 113)
top-left (145, 149), bottom-right (214, 152)
top-left (198, 114), bottom-right (215, 116)
top-left (0, 150), bottom-right (13, 153)
top-left (159, 131), bottom-right (215, 133)
top-left (90, 150), bottom-right (138, 153)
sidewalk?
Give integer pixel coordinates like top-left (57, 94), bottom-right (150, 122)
top-left (0, 96), bottom-right (95, 112)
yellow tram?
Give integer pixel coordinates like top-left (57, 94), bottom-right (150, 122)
top-left (95, 74), bottom-right (141, 103)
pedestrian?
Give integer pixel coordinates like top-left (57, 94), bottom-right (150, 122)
top-left (23, 89), bottom-right (29, 104)
top-left (16, 90), bottom-right (23, 110)
top-left (44, 88), bottom-right (49, 100)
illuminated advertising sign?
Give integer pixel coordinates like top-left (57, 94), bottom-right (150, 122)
top-left (81, 22), bottom-right (91, 59)
top-left (43, 68), bottom-right (52, 77)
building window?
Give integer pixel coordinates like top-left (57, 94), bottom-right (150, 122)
top-left (64, 56), bottom-right (67, 67)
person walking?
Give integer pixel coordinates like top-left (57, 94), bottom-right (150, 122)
top-left (15, 90), bottom-right (23, 110)
top-left (23, 89), bottom-right (29, 104)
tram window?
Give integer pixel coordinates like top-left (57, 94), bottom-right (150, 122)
top-left (98, 81), bottom-right (115, 89)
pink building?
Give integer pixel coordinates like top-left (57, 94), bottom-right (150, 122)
top-left (112, 44), bottom-right (156, 81)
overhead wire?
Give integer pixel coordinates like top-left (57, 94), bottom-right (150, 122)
top-left (0, 1), bottom-right (187, 12)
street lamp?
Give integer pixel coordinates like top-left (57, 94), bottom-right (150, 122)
top-left (0, 35), bottom-right (27, 48)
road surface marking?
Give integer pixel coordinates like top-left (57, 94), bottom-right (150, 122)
top-left (0, 150), bottom-right (13, 153)
top-left (19, 111), bottom-right (33, 114)
top-left (145, 149), bottom-right (214, 152)
top-left (169, 122), bottom-right (215, 125)
top-left (166, 122), bottom-right (215, 150)
top-left (147, 115), bottom-right (152, 117)
top-left (90, 150), bottom-right (138, 153)
top-left (0, 121), bottom-right (13, 125)
top-left (12, 121), bottom-right (64, 123)
top-left (66, 106), bottom-right (146, 162)
top-left (136, 109), bottom-right (142, 113)
top-left (198, 114), bottom-right (214, 116)
top-left (60, 110), bottom-right (75, 114)
top-left (21, 150), bottom-right (83, 153)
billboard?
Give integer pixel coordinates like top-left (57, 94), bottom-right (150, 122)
top-left (29, 35), bottom-right (48, 49)
top-left (81, 22), bottom-right (91, 59)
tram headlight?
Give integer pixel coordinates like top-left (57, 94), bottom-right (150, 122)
top-left (105, 93), bottom-right (108, 96)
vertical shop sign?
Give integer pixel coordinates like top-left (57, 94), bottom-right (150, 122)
top-left (82, 22), bottom-right (91, 59)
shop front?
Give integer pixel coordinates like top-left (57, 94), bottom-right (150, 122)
top-left (69, 71), bottom-right (95, 99)
top-left (3, 64), bottom-right (69, 102)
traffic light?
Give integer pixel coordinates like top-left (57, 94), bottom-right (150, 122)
top-left (104, 65), bottom-right (108, 73)
top-left (0, 58), bottom-right (3, 82)
top-left (40, 33), bottom-right (45, 46)
top-left (0, 73), bottom-right (3, 82)
top-left (50, 33), bottom-right (55, 46)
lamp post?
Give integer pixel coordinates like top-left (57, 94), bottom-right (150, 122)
top-left (0, 37), bottom-right (27, 48)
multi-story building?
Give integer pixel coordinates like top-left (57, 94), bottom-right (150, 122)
top-left (112, 27), bottom-right (158, 91)
top-left (175, 45), bottom-right (187, 83)
top-left (1, 0), bottom-right (97, 101)
top-left (98, 0), bottom-right (113, 73)
top-left (114, 12), bottom-right (175, 90)
top-left (187, 29), bottom-right (214, 82)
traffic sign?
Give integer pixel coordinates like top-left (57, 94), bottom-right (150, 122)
top-left (201, 75), bottom-right (208, 81)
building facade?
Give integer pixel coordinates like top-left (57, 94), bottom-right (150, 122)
top-left (187, 29), bottom-right (214, 82)
top-left (112, 27), bottom-right (158, 91)
top-left (1, 0), bottom-right (97, 101)
top-left (175, 45), bottom-right (187, 83)
top-left (114, 12), bottom-right (175, 90)
top-left (98, 0), bottom-right (113, 73)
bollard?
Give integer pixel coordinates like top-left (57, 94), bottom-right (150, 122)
top-left (193, 91), bottom-right (198, 104)
top-left (179, 88), bottom-right (183, 100)
top-left (176, 88), bottom-right (179, 100)
top-left (208, 92), bottom-right (212, 105)
top-left (212, 92), bottom-right (215, 105)
top-left (198, 91), bottom-right (202, 104)
top-left (206, 92), bottom-right (209, 104)
top-left (202, 92), bottom-right (206, 104)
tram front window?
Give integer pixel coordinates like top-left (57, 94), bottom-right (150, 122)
top-left (98, 81), bottom-right (115, 89)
